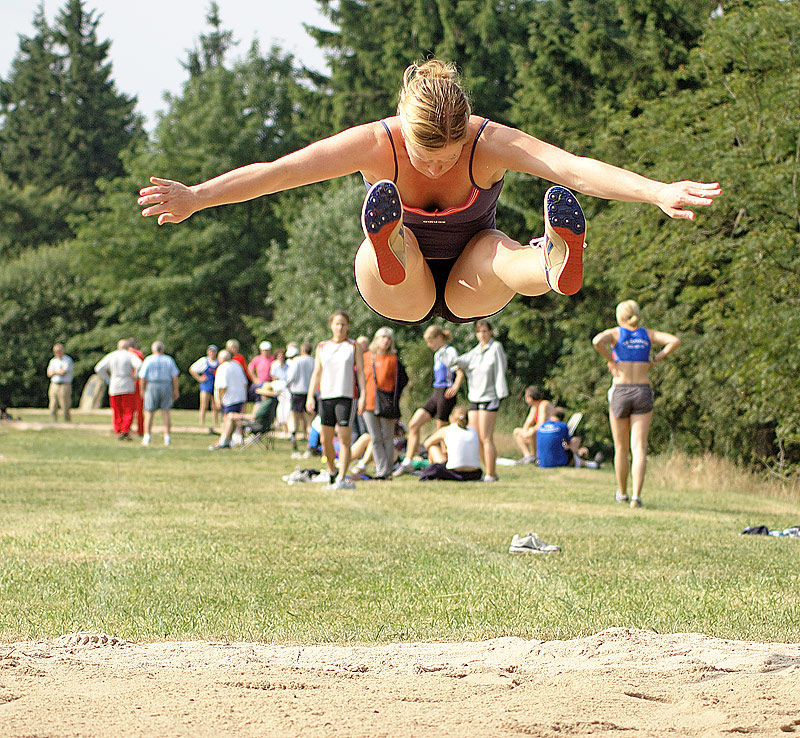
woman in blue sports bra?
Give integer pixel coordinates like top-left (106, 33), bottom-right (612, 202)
top-left (592, 300), bottom-right (681, 508)
top-left (139, 60), bottom-right (720, 325)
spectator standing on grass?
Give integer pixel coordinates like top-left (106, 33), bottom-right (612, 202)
top-left (306, 310), bottom-right (366, 490)
top-left (285, 342), bottom-right (315, 452)
top-left (189, 345), bottom-right (220, 429)
top-left (210, 349), bottom-right (249, 450)
top-left (394, 325), bottom-right (463, 477)
top-left (127, 339), bottom-right (146, 436)
top-left (449, 320), bottom-right (507, 482)
top-left (47, 343), bottom-right (73, 423)
top-left (138, 341), bottom-right (180, 447)
top-left (592, 299), bottom-right (680, 508)
top-left (362, 327), bottom-right (408, 480)
top-left (270, 348), bottom-right (291, 433)
top-left (94, 339), bottom-right (142, 441)
top-left (512, 386), bottom-right (555, 464)
top-left (248, 341), bottom-right (274, 389)
top-left (226, 339), bottom-right (255, 386)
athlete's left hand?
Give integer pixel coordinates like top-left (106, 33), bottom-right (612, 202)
top-left (657, 181), bottom-right (722, 220)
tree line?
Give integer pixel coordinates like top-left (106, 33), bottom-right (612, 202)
top-left (0, 0), bottom-right (797, 476)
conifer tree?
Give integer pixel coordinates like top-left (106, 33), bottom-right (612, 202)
top-left (307, 0), bottom-right (532, 132)
top-left (1, 0), bottom-right (141, 196)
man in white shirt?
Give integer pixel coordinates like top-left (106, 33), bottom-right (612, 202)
top-left (210, 350), bottom-right (249, 450)
top-left (47, 343), bottom-right (74, 422)
top-left (94, 339), bottom-right (143, 440)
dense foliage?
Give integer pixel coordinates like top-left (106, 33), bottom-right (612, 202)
top-left (0, 0), bottom-right (796, 473)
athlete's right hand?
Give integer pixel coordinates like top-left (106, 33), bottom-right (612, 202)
top-left (138, 177), bottom-right (198, 225)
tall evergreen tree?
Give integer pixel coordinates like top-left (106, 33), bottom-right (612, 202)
top-left (307, 0), bottom-right (532, 132)
top-left (545, 0), bottom-right (800, 471)
top-left (71, 18), bottom-right (311, 396)
top-left (0, 0), bottom-right (142, 254)
top-left (0, 8), bottom-right (66, 191)
top-left (54, 0), bottom-right (142, 192)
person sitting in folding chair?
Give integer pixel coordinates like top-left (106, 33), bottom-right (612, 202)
top-left (237, 384), bottom-right (278, 451)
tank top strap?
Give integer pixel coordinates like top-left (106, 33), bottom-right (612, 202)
top-left (468, 118), bottom-right (491, 189)
top-left (379, 119), bottom-right (399, 183)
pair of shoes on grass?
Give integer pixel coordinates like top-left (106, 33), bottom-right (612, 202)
top-left (509, 532), bottom-right (561, 555)
top-left (324, 477), bottom-right (356, 491)
top-left (616, 490), bottom-right (643, 507)
top-left (362, 181), bottom-right (585, 295)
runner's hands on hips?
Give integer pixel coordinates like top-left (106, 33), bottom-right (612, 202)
top-left (138, 177), bottom-right (197, 225)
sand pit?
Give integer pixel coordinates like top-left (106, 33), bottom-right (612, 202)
top-left (1, 628), bottom-right (799, 736)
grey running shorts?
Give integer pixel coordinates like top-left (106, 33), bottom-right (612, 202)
top-left (144, 381), bottom-right (173, 411)
top-left (608, 384), bottom-right (654, 418)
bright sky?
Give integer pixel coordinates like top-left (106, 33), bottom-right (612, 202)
top-left (0, 0), bottom-right (333, 130)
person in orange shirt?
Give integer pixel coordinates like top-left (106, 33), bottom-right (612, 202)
top-left (513, 385), bottom-right (555, 464)
top-left (362, 327), bottom-right (408, 479)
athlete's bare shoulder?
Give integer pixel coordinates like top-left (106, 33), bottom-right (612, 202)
top-left (357, 118), bottom-right (402, 183)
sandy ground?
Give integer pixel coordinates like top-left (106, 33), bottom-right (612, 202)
top-left (1, 629), bottom-right (799, 737)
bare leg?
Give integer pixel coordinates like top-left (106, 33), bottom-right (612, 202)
top-left (427, 442), bottom-right (447, 465)
top-left (629, 412), bottom-right (653, 501)
top-left (354, 228), bottom-right (437, 323)
top-left (320, 425), bottom-right (338, 477)
top-left (512, 427), bottom-right (535, 457)
top-left (444, 230), bottom-right (551, 320)
top-left (336, 424), bottom-right (353, 481)
top-left (199, 392), bottom-right (207, 425)
top-left (404, 407), bottom-right (432, 462)
top-left (217, 413), bottom-right (237, 445)
top-left (469, 409), bottom-right (498, 478)
top-left (609, 412), bottom-right (631, 497)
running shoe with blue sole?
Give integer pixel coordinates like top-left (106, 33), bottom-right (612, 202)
top-left (361, 179), bottom-right (406, 286)
top-left (541, 185), bottom-right (585, 295)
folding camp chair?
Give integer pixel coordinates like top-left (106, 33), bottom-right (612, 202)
top-left (567, 412), bottom-right (583, 437)
top-left (238, 396), bottom-right (277, 452)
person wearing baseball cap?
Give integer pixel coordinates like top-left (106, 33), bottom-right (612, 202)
top-left (248, 340), bottom-right (274, 392)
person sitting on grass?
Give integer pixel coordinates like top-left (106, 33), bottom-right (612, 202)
top-left (419, 406), bottom-right (482, 482)
top-left (512, 385), bottom-right (555, 464)
top-left (536, 408), bottom-right (600, 469)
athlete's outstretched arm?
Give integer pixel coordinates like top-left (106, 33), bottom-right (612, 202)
top-left (485, 124), bottom-right (721, 220)
top-left (138, 124), bottom-right (382, 225)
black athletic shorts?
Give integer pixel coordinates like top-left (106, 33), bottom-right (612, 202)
top-left (319, 397), bottom-right (354, 427)
top-left (469, 398), bottom-right (501, 412)
top-left (421, 386), bottom-right (458, 422)
top-left (356, 257), bottom-right (512, 326)
top-left (290, 392), bottom-right (307, 413)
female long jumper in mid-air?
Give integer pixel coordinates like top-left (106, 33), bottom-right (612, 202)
top-left (138, 60), bottom-right (721, 325)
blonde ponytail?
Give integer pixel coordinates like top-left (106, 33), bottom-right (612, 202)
top-left (616, 300), bottom-right (641, 328)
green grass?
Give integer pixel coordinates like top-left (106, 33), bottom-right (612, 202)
top-left (0, 419), bottom-right (798, 644)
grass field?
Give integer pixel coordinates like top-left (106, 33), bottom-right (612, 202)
top-left (1, 411), bottom-right (798, 644)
